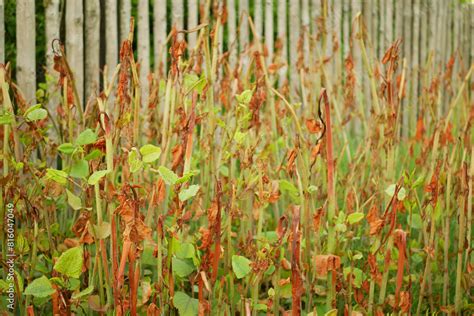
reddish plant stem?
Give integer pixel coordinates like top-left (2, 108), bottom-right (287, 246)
top-left (111, 214), bottom-right (120, 309)
top-left (211, 180), bottom-right (222, 283)
top-left (117, 240), bottom-right (132, 290)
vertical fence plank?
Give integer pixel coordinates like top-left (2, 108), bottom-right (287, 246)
top-left (172, 0), bottom-right (184, 42)
top-left (380, 0), bottom-right (386, 51)
top-left (400, 0), bottom-right (410, 134)
top-left (435, 0), bottom-right (444, 66)
top-left (412, 0), bottom-right (420, 105)
top-left (439, 1), bottom-right (453, 67)
top-left (105, 0), bottom-right (118, 81)
top-left (85, 0), bottom-right (101, 101)
top-left (374, 0), bottom-right (379, 57)
top-left (254, 0), bottom-right (262, 38)
top-left (120, 0), bottom-right (131, 43)
top-left (420, 0), bottom-right (427, 72)
top-left (16, 0), bottom-right (36, 104)
top-left (453, 1), bottom-right (460, 69)
top-left (470, 4), bottom-right (474, 71)
top-left (264, 0), bottom-right (274, 63)
top-left (301, 0), bottom-right (310, 66)
top-left (154, 0), bottom-right (167, 74)
top-left (462, 4), bottom-right (470, 71)
top-left (448, 1), bottom-right (454, 62)
top-left (44, 0), bottom-right (60, 119)
top-left (239, 0), bottom-right (249, 50)
top-left (342, 0), bottom-right (350, 59)
top-left (66, 0), bottom-right (84, 105)
top-left (45, 0), bottom-right (60, 73)
top-left (188, 0), bottom-right (198, 50)
top-left (289, 0), bottom-right (300, 96)
top-left (362, 0), bottom-right (377, 53)
top-left (385, 0), bottom-right (393, 47)
top-left (138, 0), bottom-right (150, 111)
top-left (218, 1), bottom-right (224, 56)
top-left (311, 0), bottom-right (321, 35)
top-left (331, 0), bottom-right (342, 80)
top-left (239, 0), bottom-right (249, 69)
top-left (428, 0), bottom-right (437, 60)
top-left (361, 0), bottom-right (370, 104)
top-left (228, 0), bottom-right (237, 67)
top-left (0, 0), bottom-right (4, 64)
top-left (277, 0), bottom-right (287, 86)
top-left (351, 0), bottom-right (362, 109)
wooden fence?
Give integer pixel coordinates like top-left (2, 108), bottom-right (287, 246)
top-left (1, 0), bottom-right (474, 134)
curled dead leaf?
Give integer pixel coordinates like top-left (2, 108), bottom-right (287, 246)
top-left (314, 254), bottom-right (341, 277)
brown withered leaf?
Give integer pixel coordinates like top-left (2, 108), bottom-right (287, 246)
top-left (267, 181), bottom-right (280, 203)
top-left (398, 291), bottom-right (411, 313)
top-left (115, 186), bottom-right (152, 243)
top-left (198, 228), bottom-right (212, 250)
top-left (72, 212), bottom-right (94, 244)
top-left (141, 281), bottom-right (152, 305)
top-left (310, 143), bottom-right (322, 162)
top-left (276, 215), bottom-right (288, 243)
top-left (153, 179), bottom-right (166, 206)
top-left (146, 303), bottom-right (160, 316)
top-left (312, 208), bottom-right (325, 232)
top-left (424, 160), bottom-right (441, 207)
top-left (281, 258), bottom-right (291, 270)
top-left (267, 63), bottom-right (283, 74)
top-left (207, 201), bottom-right (219, 225)
top-left (368, 254), bottom-right (382, 284)
top-left (279, 277), bottom-right (290, 286)
top-left (171, 144), bottom-right (184, 171)
top-left (286, 149), bottom-right (297, 175)
top-left (415, 117), bottom-right (425, 141)
top-left (305, 118), bottom-right (323, 134)
top-left (314, 255), bottom-right (341, 277)
top-left (64, 238), bottom-right (80, 248)
top-left (367, 204), bottom-right (384, 236)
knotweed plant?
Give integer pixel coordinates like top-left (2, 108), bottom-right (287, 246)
top-left (0, 11), bottom-right (473, 316)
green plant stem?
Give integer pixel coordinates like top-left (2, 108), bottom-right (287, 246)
top-left (442, 146), bottom-right (457, 305)
top-left (454, 153), bottom-right (468, 313)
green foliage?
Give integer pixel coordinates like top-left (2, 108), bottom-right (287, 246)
top-left (232, 255), bottom-right (252, 279)
top-left (173, 291), bottom-right (199, 316)
top-left (172, 257), bottom-right (195, 278)
top-left (71, 285), bottom-right (94, 300)
top-left (24, 104), bottom-right (47, 122)
top-left (70, 160), bottom-right (89, 179)
top-left (44, 168), bottom-right (68, 185)
top-left (58, 143), bottom-right (76, 155)
top-left (24, 276), bottom-right (55, 298)
top-left (140, 144), bottom-right (162, 163)
top-left (66, 189), bottom-right (82, 211)
top-left (53, 247), bottom-right (83, 279)
top-left (88, 170), bottom-right (110, 185)
top-left (347, 212), bottom-right (364, 225)
top-left (75, 129), bottom-right (97, 146)
top-left (157, 166), bottom-right (179, 185)
top-left (178, 185), bottom-right (200, 202)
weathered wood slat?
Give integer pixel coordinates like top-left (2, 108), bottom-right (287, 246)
top-left (16, 0), bottom-right (36, 104)
top-left (6, 0), bottom-right (471, 118)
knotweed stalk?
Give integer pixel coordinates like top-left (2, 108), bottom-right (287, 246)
top-left (442, 146), bottom-right (457, 305)
top-left (320, 89), bottom-right (337, 308)
top-left (415, 129), bottom-right (441, 316)
top-left (455, 159), bottom-right (468, 313)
